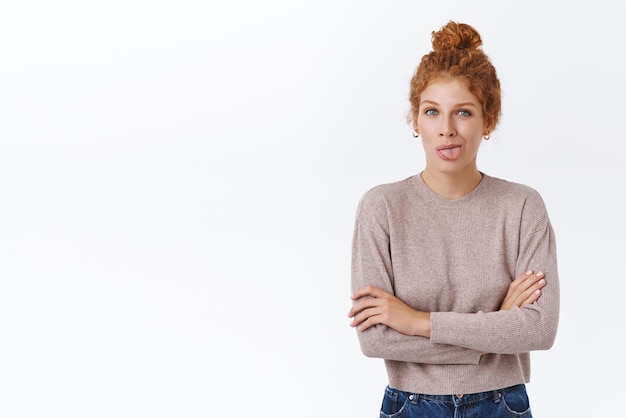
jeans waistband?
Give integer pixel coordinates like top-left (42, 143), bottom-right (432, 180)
top-left (388, 384), bottom-right (524, 407)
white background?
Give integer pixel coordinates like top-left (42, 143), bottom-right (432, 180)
top-left (1, 1), bottom-right (624, 417)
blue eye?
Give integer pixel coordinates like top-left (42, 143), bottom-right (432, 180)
top-left (457, 109), bottom-right (471, 116)
top-left (425, 109), bottom-right (438, 116)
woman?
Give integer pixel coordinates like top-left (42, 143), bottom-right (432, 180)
top-left (347, 21), bottom-right (559, 417)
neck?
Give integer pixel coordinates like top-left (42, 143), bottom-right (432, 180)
top-left (420, 168), bottom-right (483, 200)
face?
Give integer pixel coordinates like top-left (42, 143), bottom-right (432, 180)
top-left (415, 78), bottom-right (489, 177)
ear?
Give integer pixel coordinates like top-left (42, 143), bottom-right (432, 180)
top-left (483, 121), bottom-right (494, 135)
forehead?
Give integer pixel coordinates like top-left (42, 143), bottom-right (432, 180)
top-left (420, 78), bottom-right (480, 107)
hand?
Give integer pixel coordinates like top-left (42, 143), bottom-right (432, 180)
top-left (347, 285), bottom-right (430, 337)
top-left (500, 270), bottom-right (546, 311)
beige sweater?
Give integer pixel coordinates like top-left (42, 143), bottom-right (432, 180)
top-left (351, 173), bottom-right (559, 395)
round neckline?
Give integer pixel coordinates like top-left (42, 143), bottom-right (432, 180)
top-left (410, 172), bottom-right (490, 208)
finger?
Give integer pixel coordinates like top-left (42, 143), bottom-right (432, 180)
top-left (350, 306), bottom-right (382, 329)
top-left (348, 294), bottom-right (382, 317)
top-left (512, 270), bottom-right (534, 285)
top-left (355, 313), bottom-right (383, 332)
top-left (351, 285), bottom-right (385, 301)
top-left (505, 271), bottom-right (534, 299)
top-left (509, 271), bottom-right (544, 298)
top-left (514, 277), bottom-right (546, 306)
top-left (521, 289), bottom-right (542, 306)
top-left (515, 287), bottom-right (539, 306)
top-left (520, 273), bottom-right (545, 296)
top-left (521, 278), bottom-right (546, 305)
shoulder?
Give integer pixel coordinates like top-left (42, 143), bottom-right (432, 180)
top-left (484, 175), bottom-right (546, 206)
top-left (484, 175), bottom-right (541, 198)
top-left (353, 176), bottom-right (417, 234)
top-left (356, 176), bottom-right (414, 217)
top-left (483, 174), bottom-right (550, 226)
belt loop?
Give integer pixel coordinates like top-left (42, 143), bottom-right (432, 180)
top-left (408, 393), bottom-right (420, 404)
top-left (493, 390), bottom-right (502, 403)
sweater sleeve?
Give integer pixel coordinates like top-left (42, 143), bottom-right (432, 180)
top-left (430, 192), bottom-right (560, 354)
top-left (351, 190), bottom-right (483, 364)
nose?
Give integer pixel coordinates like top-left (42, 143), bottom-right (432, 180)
top-left (439, 117), bottom-right (456, 137)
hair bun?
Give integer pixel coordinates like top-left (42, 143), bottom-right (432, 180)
top-left (431, 21), bottom-right (482, 52)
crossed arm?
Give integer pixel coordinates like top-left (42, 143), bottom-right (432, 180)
top-left (348, 270), bottom-right (546, 338)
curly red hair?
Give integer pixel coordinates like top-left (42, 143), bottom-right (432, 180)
top-left (409, 21), bottom-right (501, 131)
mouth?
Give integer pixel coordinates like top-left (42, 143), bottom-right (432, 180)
top-left (436, 144), bottom-right (462, 160)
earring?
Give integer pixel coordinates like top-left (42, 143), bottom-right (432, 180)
top-left (483, 131), bottom-right (490, 140)
top-left (413, 130), bottom-right (420, 138)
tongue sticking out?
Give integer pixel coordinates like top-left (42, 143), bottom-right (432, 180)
top-left (439, 146), bottom-right (461, 160)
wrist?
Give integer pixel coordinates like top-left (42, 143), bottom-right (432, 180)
top-left (413, 311), bottom-right (431, 338)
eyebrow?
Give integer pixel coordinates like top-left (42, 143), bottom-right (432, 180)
top-left (420, 100), bottom-right (479, 108)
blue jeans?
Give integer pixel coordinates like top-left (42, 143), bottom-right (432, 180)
top-left (379, 384), bottom-right (532, 417)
